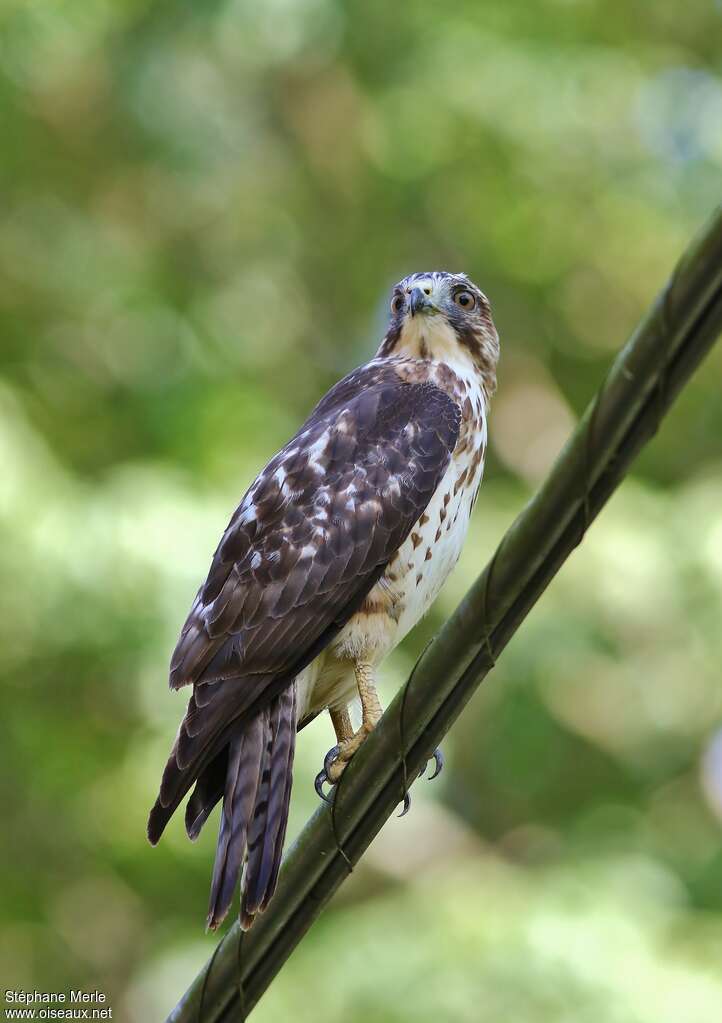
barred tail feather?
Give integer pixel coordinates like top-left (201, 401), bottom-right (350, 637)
top-left (241, 684), bottom-right (296, 928)
top-left (184, 748), bottom-right (227, 841)
top-left (206, 714), bottom-right (266, 930)
top-left (206, 685), bottom-right (297, 932)
top-left (260, 690), bottom-right (296, 911)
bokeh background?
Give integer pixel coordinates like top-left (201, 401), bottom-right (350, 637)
top-left (3, 1), bottom-right (722, 1020)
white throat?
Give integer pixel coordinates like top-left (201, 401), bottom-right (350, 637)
top-left (396, 313), bottom-right (478, 376)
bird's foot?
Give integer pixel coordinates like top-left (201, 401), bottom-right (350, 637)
top-left (314, 723), bottom-right (374, 802)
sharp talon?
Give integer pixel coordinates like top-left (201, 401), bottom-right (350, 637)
top-left (418, 746), bottom-right (444, 780)
top-left (314, 769), bottom-right (333, 803)
top-left (398, 791), bottom-right (411, 817)
top-left (428, 747), bottom-right (444, 780)
top-left (315, 745), bottom-right (343, 803)
top-left (323, 744), bottom-right (340, 776)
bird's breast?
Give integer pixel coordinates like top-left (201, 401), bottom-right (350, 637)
top-left (299, 362), bottom-right (488, 722)
top-left (334, 378), bottom-right (487, 667)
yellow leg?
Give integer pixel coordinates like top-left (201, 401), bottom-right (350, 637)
top-left (330, 705), bottom-right (354, 745)
top-left (326, 662), bottom-right (383, 783)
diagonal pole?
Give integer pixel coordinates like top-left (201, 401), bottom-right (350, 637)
top-left (166, 205), bottom-right (722, 1022)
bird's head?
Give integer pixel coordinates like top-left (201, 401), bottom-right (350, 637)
top-left (377, 271), bottom-right (499, 394)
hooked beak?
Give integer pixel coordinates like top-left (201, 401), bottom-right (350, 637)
top-left (408, 287), bottom-right (435, 316)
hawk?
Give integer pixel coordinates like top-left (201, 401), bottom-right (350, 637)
top-left (148, 271), bottom-right (500, 930)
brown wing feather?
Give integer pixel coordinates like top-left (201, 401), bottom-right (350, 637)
top-left (170, 367), bottom-right (460, 690)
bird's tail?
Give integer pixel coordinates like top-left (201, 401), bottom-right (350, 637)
top-left (205, 684), bottom-right (297, 931)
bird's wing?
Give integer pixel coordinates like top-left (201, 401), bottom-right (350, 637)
top-left (172, 362), bottom-right (460, 689)
top-left (149, 361), bottom-right (460, 840)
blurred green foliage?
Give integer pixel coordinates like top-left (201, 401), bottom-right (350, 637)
top-left (2, 1), bottom-right (722, 1020)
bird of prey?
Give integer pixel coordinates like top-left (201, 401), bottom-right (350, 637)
top-left (148, 271), bottom-right (500, 930)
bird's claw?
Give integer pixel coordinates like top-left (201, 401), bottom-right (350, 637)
top-left (314, 745), bottom-right (341, 803)
top-left (422, 746), bottom-right (444, 781)
top-left (314, 769), bottom-right (335, 802)
top-left (314, 768), bottom-right (333, 802)
top-left (398, 748), bottom-right (443, 817)
top-left (324, 744), bottom-right (341, 777)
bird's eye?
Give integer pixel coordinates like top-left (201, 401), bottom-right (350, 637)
top-left (391, 294), bottom-right (405, 314)
top-left (454, 290), bottom-right (476, 310)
